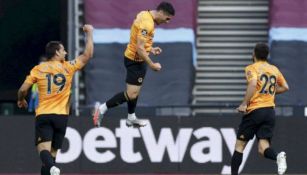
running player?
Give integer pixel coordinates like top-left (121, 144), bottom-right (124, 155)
top-left (17, 24), bottom-right (94, 175)
top-left (231, 43), bottom-right (289, 175)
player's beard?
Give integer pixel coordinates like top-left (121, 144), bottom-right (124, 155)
top-left (154, 19), bottom-right (160, 25)
top-left (60, 56), bottom-right (66, 62)
top-left (62, 54), bottom-right (68, 61)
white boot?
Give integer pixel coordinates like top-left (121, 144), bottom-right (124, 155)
top-left (50, 166), bottom-right (60, 175)
top-left (277, 151), bottom-right (287, 175)
top-left (92, 102), bottom-right (105, 127)
top-left (126, 113), bottom-right (147, 127)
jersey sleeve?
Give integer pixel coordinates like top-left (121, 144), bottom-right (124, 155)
top-left (137, 18), bottom-right (152, 41)
top-left (24, 66), bottom-right (38, 85)
top-left (276, 69), bottom-right (287, 86)
top-left (65, 58), bottom-right (83, 73)
top-left (245, 66), bottom-right (257, 82)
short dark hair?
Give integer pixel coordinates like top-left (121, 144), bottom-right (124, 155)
top-left (45, 41), bottom-right (63, 60)
top-left (157, 1), bottom-right (175, 16)
top-left (254, 43), bottom-right (269, 61)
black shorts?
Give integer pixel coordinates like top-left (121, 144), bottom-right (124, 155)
top-left (237, 107), bottom-right (275, 141)
top-left (35, 114), bottom-right (68, 149)
top-left (124, 57), bottom-right (147, 86)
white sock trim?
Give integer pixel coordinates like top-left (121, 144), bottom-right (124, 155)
top-left (128, 113), bottom-right (136, 120)
top-left (99, 103), bottom-right (108, 114)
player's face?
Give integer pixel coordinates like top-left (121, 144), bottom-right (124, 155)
top-left (57, 44), bottom-right (67, 61)
top-left (156, 11), bottom-right (173, 25)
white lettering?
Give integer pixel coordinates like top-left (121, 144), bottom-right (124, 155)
top-left (116, 120), bottom-right (142, 163)
top-left (220, 128), bottom-right (255, 174)
top-left (140, 121), bottom-right (193, 162)
top-left (190, 127), bottom-right (222, 163)
top-left (57, 127), bottom-right (82, 163)
top-left (83, 127), bottom-right (117, 163)
top-left (56, 120), bottom-right (256, 175)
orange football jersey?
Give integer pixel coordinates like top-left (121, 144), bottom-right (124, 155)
top-left (124, 11), bottom-right (155, 61)
top-left (245, 61), bottom-right (287, 113)
top-left (24, 59), bottom-right (82, 116)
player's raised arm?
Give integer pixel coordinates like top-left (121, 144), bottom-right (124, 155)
top-left (76, 24), bottom-right (94, 68)
top-left (136, 37), bottom-right (161, 71)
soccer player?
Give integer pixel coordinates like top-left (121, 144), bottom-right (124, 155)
top-left (231, 43), bottom-right (289, 175)
top-left (92, 2), bottom-right (175, 127)
top-left (17, 24), bottom-right (94, 175)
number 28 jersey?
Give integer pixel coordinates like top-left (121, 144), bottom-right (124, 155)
top-left (24, 59), bottom-right (82, 116)
top-left (245, 61), bottom-right (287, 113)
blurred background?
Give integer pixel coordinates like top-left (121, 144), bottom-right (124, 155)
top-left (0, 0), bottom-right (307, 174)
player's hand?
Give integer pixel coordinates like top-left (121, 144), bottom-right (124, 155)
top-left (150, 62), bottom-right (162, 71)
top-left (83, 24), bottom-right (94, 33)
top-left (17, 99), bottom-right (28, 109)
top-left (151, 47), bottom-right (162, 55)
top-left (236, 104), bottom-right (247, 113)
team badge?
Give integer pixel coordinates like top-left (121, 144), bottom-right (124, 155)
top-left (138, 77), bottom-right (143, 83)
top-left (246, 70), bottom-right (253, 79)
top-left (141, 29), bottom-right (148, 36)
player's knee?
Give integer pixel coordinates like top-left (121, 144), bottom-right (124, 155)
top-left (126, 91), bottom-right (138, 100)
top-left (258, 144), bottom-right (268, 156)
top-left (258, 146), bottom-right (265, 156)
top-left (235, 145), bottom-right (244, 152)
top-left (37, 141), bottom-right (52, 152)
top-left (50, 148), bottom-right (58, 158)
top-left (234, 140), bottom-right (247, 152)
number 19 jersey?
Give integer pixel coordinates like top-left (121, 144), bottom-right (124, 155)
top-left (24, 59), bottom-right (82, 116)
top-left (245, 61), bottom-right (287, 113)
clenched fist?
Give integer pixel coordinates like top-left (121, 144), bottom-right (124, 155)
top-left (83, 24), bottom-right (94, 33)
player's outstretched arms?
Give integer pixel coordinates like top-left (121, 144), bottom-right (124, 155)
top-left (17, 82), bottom-right (32, 108)
top-left (76, 24), bottom-right (94, 68)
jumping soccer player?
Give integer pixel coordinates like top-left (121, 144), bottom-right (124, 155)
top-left (93, 2), bottom-right (175, 128)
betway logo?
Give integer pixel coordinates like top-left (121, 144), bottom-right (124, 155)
top-left (57, 120), bottom-right (255, 174)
